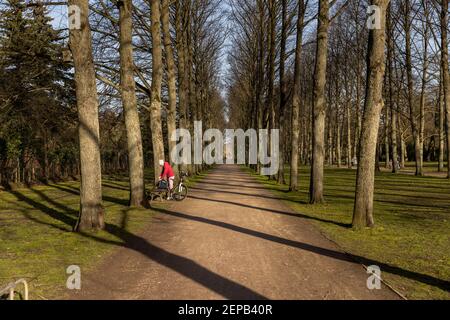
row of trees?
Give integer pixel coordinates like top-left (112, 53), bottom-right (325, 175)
top-left (2, 0), bottom-right (450, 230)
top-left (0, 0), bottom-right (226, 231)
top-left (70, 0), bottom-right (227, 230)
top-left (226, 0), bottom-right (450, 228)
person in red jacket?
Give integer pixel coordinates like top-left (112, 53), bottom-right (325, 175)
top-left (158, 159), bottom-right (175, 199)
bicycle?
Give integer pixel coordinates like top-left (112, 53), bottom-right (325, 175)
top-left (171, 171), bottom-right (189, 201)
top-left (147, 171), bottom-right (189, 205)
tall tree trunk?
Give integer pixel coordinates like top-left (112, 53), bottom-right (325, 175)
top-left (440, 0), bottom-right (450, 179)
top-left (150, 0), bottom-right (165, 183)
top-left (309, 0), bottom-right (329, 204)
top-left (69, 0), bottom-right (104, 231)
top-left (384, 103), bottom-right (390, 168)
top-left (336, 119), bottom-right (341, 168)
top-left (175, 0), bottom-right (189, 173)
top-left (404, 0), bottom-right (423, 176)
top-left (118, 0), bottom-right (145, 207)
top-left (346, 103), bottom-right (352, 169)
top-left (267, 0), bottom-right (276, 179)
top-left (439, 74), bottom-right (445, 172)
top-left (400, 126), bottom-right (406, 168)
top-left (353, 4), bottom-right (363, 160)
top-left (418, 2), bottom-right (429, 176)
top-left (352, 0), bottom-right (389, 229)
top-left (162, 0), bottom-right (178, 172)
top-left (256, 0), bottom-right (265, 174)
top-left (328, 116), bottom-right (333, 166)
top-left (387, 5), bottom-right (398, 173)
top-left (43, 130), bottom-right (49, 183)
top-left (277, 0), bottom-right (287, 185)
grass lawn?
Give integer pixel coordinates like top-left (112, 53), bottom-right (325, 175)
top-left (379, 161), bottom-right (448, 177)
top-left (244, 164), bottom-right (450, 300)
top-left (0, 169), bottom-right (206, 300)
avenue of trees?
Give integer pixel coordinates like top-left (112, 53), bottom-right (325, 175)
top-left (227, 0), bottom-right (450, 228)
top-left (0, 0), bottom-right (225, 230)
top-left (0, 0), bottom-right (449, 231)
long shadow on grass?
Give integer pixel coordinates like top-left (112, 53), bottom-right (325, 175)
top-left (8, 189), bottom-right (266, 299)
top-left (188, 194), bottom-right (351, 228)
top-left (151, 206), bottom-right (450, 293)
top-left (102, 182), bottom-right (130, 191)
top-left (10, 190), bottom-right (77, 228)
top-left (49, 183), bottom-right (129, 207)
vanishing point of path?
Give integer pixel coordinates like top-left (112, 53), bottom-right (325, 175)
top-left (71, 165), bottom-right (398, 300)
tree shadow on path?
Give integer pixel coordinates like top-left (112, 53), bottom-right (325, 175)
top-left (150, 206), bottom-right (450, 293)
top-left (187, 194), bottom-right (351, 228)
top-left (7, 188), bottom-right (267, 300)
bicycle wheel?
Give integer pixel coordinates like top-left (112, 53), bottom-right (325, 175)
top-left (173, 184), bottom-right (188, 201)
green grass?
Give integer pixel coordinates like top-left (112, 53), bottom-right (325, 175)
top-left (244, 164), bottom-right (450, 300)
top-left (0, 168), bottom-right (208, 300)
top-left (379, 161), bottom-right (448, 175)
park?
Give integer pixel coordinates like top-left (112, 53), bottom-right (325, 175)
top-left (0, 0), bottom-right (449, 302)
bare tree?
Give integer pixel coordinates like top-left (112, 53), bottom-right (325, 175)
top-left (162, 0), bottom-right (177, 170)
top-left (150, 0), bottom-right (165, 182)
top-left (440, 0), bottom-right (450, 178)
top-left (309, 0), bottom-right (329, 204)
top-left (289, 0), bottom-right (306, 191)
top-left (69, 0), bottom-right (105, 231)
top-left (118, 0), bottom-right (146, 206)
top-left (352, 0), bottom-right (390, 228)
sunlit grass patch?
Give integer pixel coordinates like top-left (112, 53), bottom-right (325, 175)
top-left (0, 176), bottom-right (151, 300)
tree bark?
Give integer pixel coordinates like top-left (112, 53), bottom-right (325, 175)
top-left (440, 0), bottom-right (450, 178)
top-left (439, 73), bottom-right (445, 172)
top-left (118, 0), bottom-right (145, 207)
top-left (69, 0), bottom-right (104, 231)
top-left (404, 0), bottom-right (423, 176)
top-left (175, 1), bottom-right (189, 173)
top-left (384, 103), bottom-right (390, 168)
top-left (309, 0), bottom-right (329, 204)
top-left (289, 0), bottom-right (305, 191)
top-left (150, 0), bottom-right (165, 183)
top-left (346, 102), bottom-right (352, 169)
top-left (277, 0), bottom-right (287, 185)
top-left (336, 118), bottom-right (341, 168)
top-left (267, 0), bottom-right (276, 179)
top-left (162, 0), bottom-right (178, 172)
top-left (387, 5), bottom-right (398, 173)
top-left (352, 0), bottom-right (389, 229)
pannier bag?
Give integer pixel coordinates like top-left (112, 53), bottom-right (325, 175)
top-left (158, 180), bottom-right (168, 190)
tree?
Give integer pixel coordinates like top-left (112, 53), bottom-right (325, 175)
top-left (161, 0), bottom-right (178, 170)
top-left (386, 3), bottom-right (398, 173)
top-left (402, 0), bottom-right (423, 176)
top-left (352, 0), bottom-right (390, 228)
top-left (277, 0), bottom-right (288, 185)
top-left (118, 0), bottom-right (146, 207)
top-left (440, 0), bottom-right (450, 179)
top-left (309, 0), bottom-right (329, 204)
top-left (289, 0), bottom-right (306, 191)
top-left (149, 0), bottom-right (165, 183)
top-left (69, 0), bottom-right (104, 231)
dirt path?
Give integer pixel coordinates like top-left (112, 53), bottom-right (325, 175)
top-left (71, 165), bottom-right (398, 300)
